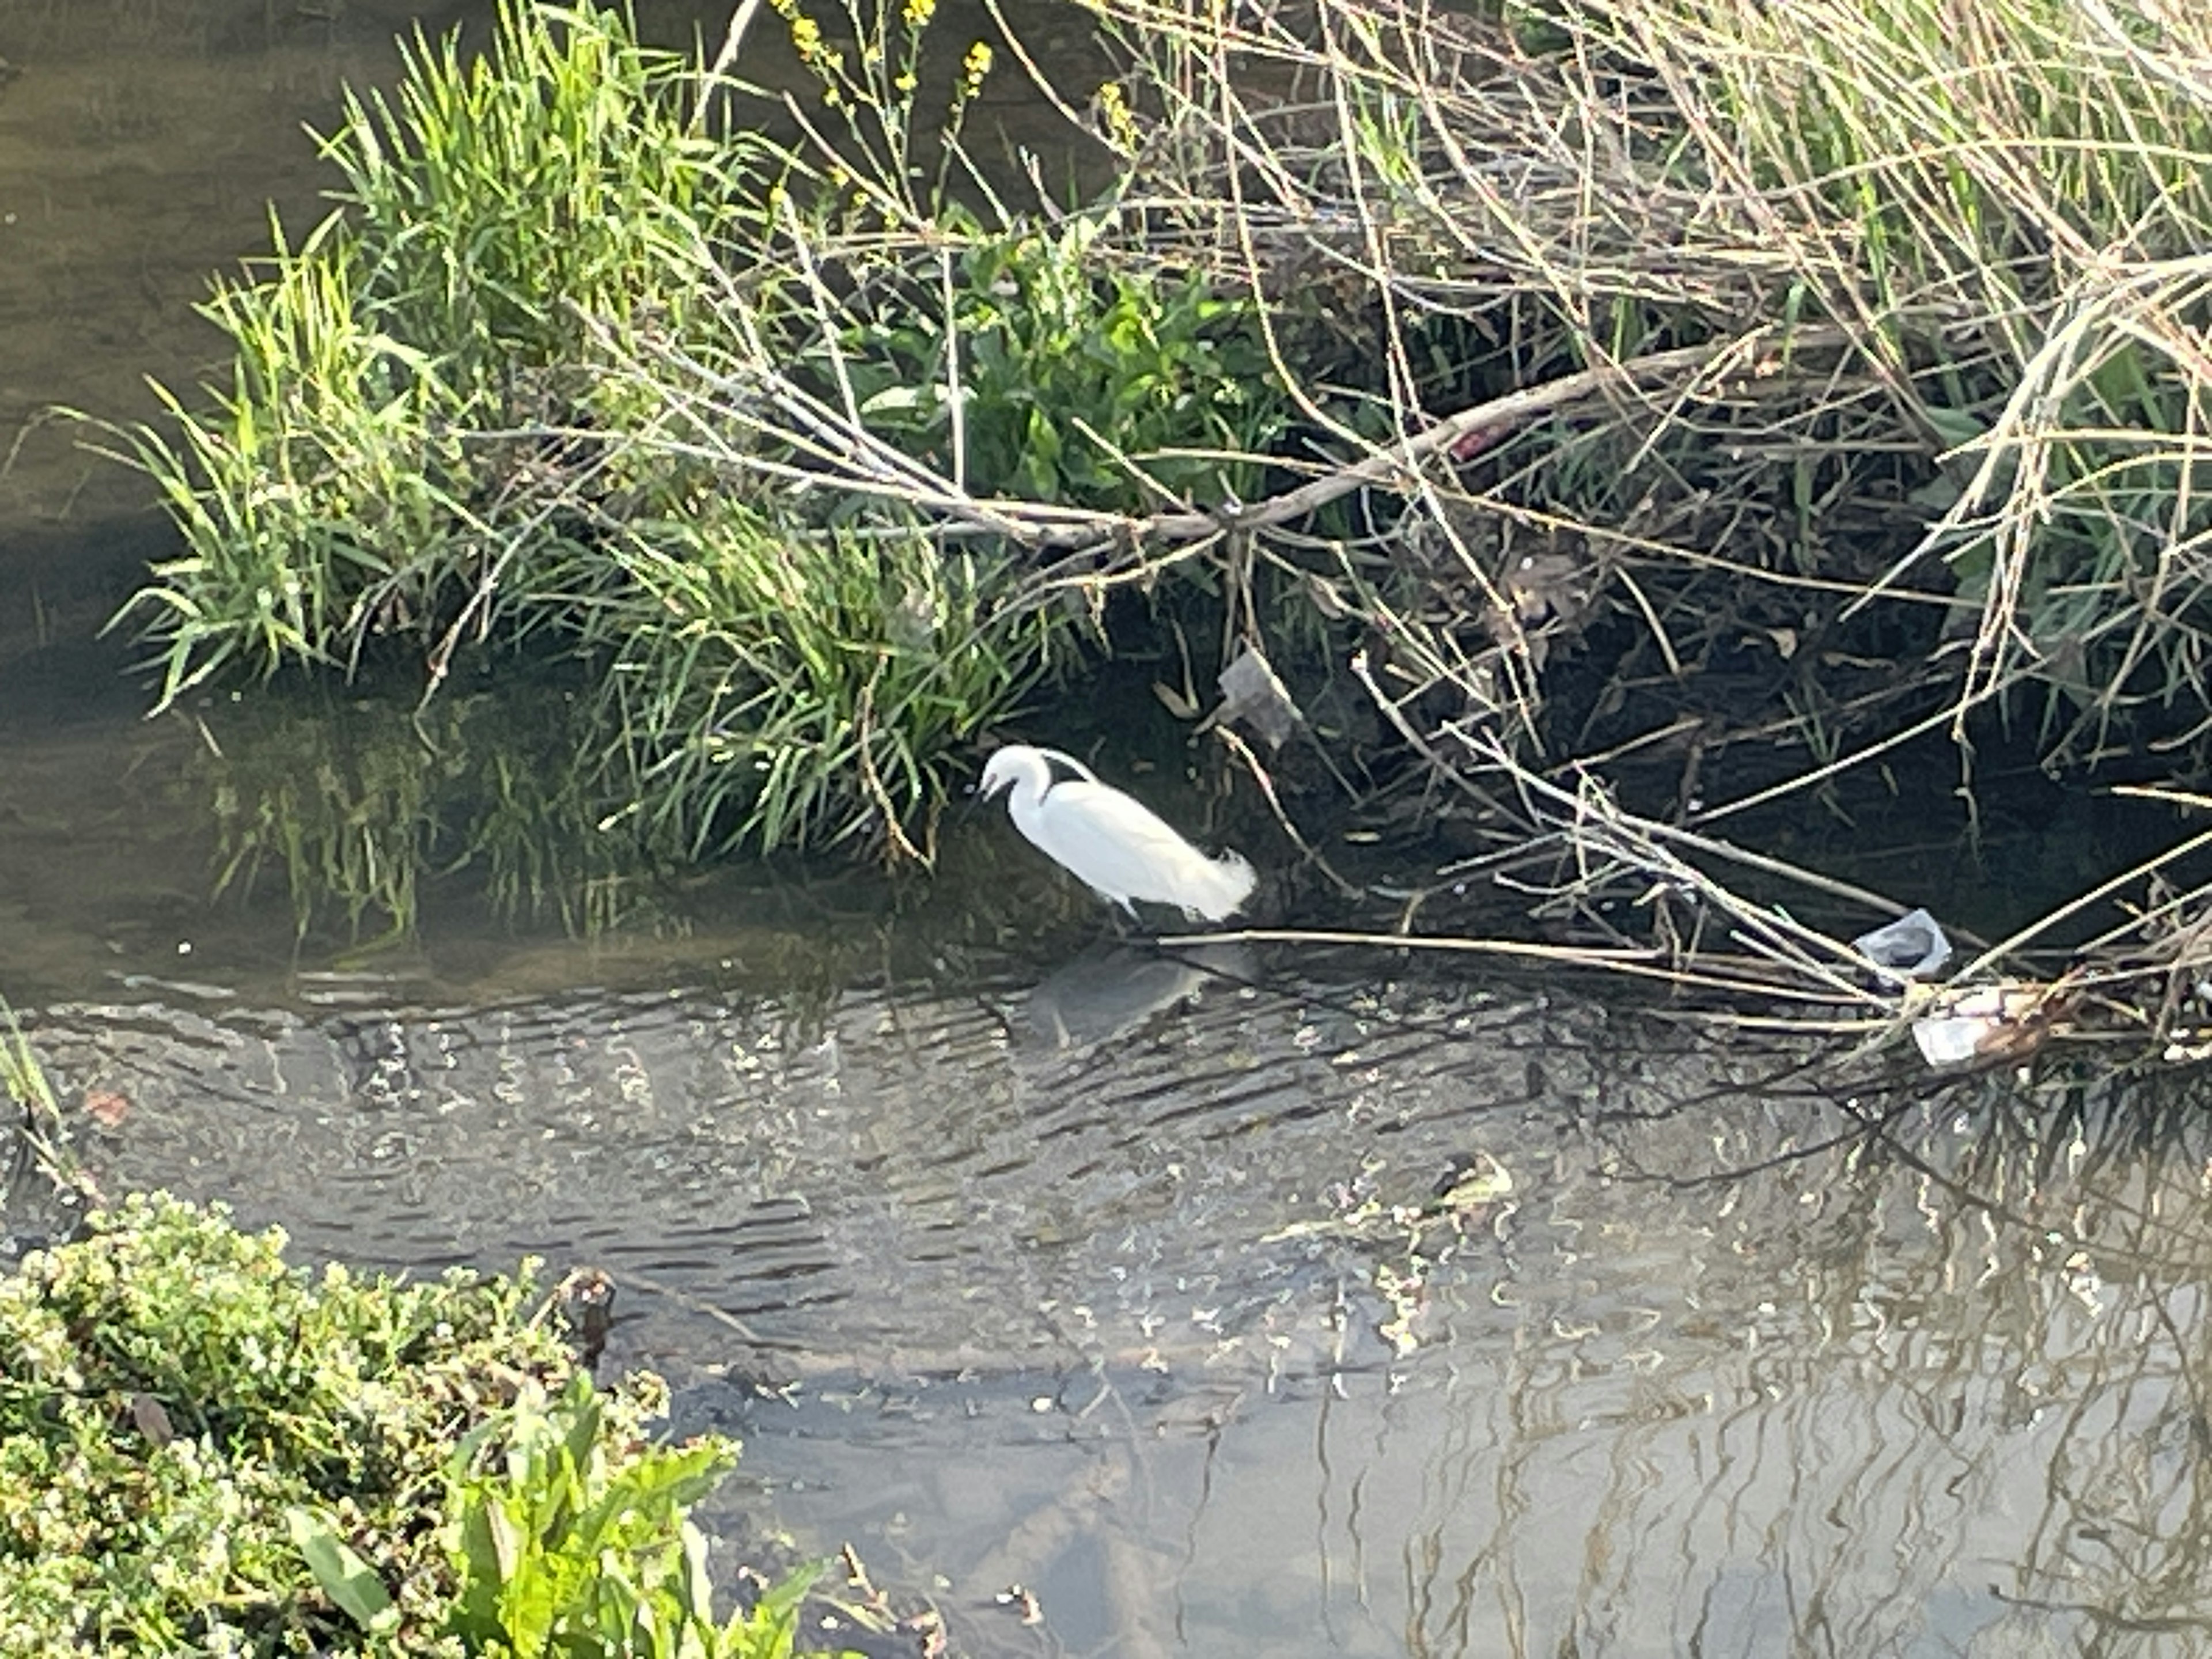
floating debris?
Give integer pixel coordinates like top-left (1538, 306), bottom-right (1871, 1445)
top-left (552, 1267), bottom-right (616, 1369)
top-left (1209, 644), bottom-right (1302, 750)
top-left (1852, 908), bottom-right (1953, 982)
top-left (82, 1090), bottom-right (131, 1130)
top-left (1433, 1150), bottom-right (1514, 1213)
top-left (1909, 982), bottom-right (2062, 1069)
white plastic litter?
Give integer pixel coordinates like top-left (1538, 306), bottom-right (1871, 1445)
top-left (1911, 1014), bottom-right (1986, 1067)
top-left (1853, 907), bottom-right (1953, 980)
top-left (1909, 983), bottom-right (2048, 1069)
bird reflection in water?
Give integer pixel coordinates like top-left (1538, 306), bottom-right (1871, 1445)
top-left (1019, 941), bottom-right (1257, 1051)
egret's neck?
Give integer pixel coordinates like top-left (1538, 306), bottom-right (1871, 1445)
top-left (1012, 765), bottom-right (1052, 814)
top-left (1003, 755), bottom-right (1056, 832)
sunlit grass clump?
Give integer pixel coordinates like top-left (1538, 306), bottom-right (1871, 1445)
top-left (105, 0), bottom-right (1296, 867)
top-left (118, 2), bottom-right (756, 700)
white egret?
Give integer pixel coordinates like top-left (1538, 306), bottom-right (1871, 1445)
top-left (979, 744), bottom-right (1257, 923)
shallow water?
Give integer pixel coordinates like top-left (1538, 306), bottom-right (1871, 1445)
top-left (17, 963), bottom-right (2212, 1656)
top-left (7, 5), bottom-right (2212, 1657)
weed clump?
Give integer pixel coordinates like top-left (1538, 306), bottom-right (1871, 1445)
top-left (0, 1193), bottom-right (813, 1656)
top-left (105, 0), bottom-right (1293, 868)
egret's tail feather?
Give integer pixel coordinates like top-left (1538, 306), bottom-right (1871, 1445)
top-left (1180, 850), bottom-right (1257, 922)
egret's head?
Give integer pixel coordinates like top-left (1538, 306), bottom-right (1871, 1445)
top-left (979, 745), bottom-right (1029, 800)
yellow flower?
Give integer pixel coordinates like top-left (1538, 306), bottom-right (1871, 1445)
top-left (1094, 80), bottom-right (1139, 151)
top-left (956, 40), bottom-right (993, 102)
top-left (902, 0), bottom-right (936, 31)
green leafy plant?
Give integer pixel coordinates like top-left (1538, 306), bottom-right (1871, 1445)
top-left (442, 1372), bottom-right (816, 1658)
top-left (0, 1192), bottom-right (555, 1650)
top-left (330, 1), bottom-right (754, 369)
top-left (97, 0), bottom-right (1313, 868)
top-left (104, 0), bottom-right (760, 706)
top-left (112, 211), bottom-right (477, 700)
top-left (0, 1004), bottom-right (55, 1120)
top-left (837, 214), bottom-right (1294, 512)
top-left (0, 1187), bottom-right (828, 1656)
top-left (99, 0), bottom-right (1076, 864)
top-left (574, 502), bottom-right (1055, 858)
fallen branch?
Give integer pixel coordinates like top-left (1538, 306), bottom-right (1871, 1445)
top-left (1028, 324), bottom-right (1852, 552)
top-left (599, 296), bottom-right (1847, 567)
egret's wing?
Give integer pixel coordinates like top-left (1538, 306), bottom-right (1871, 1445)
top-left (1039, 781), bottom-right (1253, 920)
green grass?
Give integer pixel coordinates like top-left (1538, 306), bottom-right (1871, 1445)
top-left (112, 0), bottom-right (2212, 865)
top-left (102, 0), bottom-right (1294, 865)
top-left (108, 2), bottom-right (761, 704)
top-left (573, 502), bottom-right (1055, 859)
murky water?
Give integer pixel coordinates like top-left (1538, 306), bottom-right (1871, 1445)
top-left (7, 5), bottom-right (2212, 1657)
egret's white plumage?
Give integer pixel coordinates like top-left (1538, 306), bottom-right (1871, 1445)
top-left (979, 744), bottom-right (1256, 923)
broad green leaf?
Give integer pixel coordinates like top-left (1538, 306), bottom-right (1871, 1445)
top-left (285, 1506), bottom-right (398, 1634)
top-left (859, 384), bottom-right (926, 415)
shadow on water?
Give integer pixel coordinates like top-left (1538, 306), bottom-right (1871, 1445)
top-left (12, 3), bottom-right (2212, 1657)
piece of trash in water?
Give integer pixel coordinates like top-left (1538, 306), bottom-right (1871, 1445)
top-left (1910, 982), bottom-right (2056, 1068)
top-left (1434, 1150), bottom-right (1514, 1213)
top-left (1853, 907), bottom-right (1953, 980)
top-left (1205, 644), bottom-right (1302, 749)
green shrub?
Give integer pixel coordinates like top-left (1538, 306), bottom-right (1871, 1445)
top-left (0, 1194), bottom-right (820, 1657)
top-left (574, 502), bottom-right (1055, 857)
top-left (328, 1), bottom-right (754, 370)
top-left (834, 213), bottom-right (1294, 512)
top-left (442, 1372), bottom-right (811, 1659)
top-left (100, 0), bottom-right (1305, 863)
